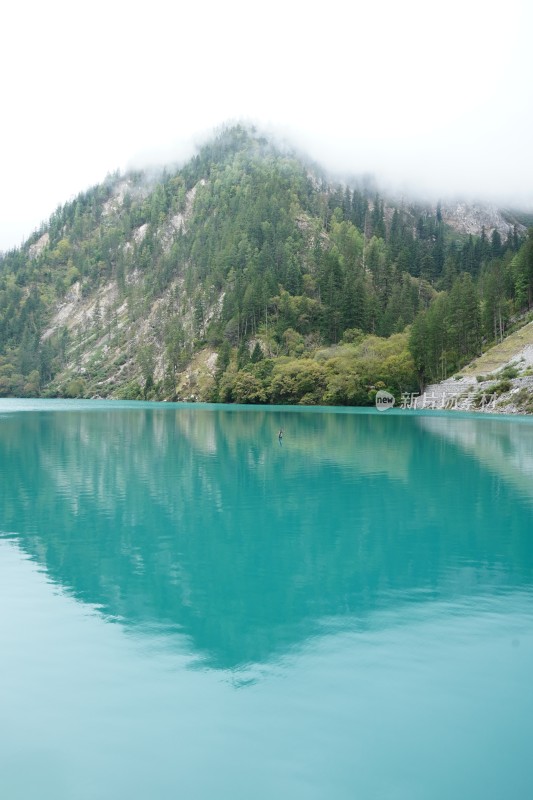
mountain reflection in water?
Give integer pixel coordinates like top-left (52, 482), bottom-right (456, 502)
top-left (1, 402), bottom-right (532, 670)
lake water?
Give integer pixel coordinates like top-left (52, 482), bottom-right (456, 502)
top-left (1, 400), bottom-right (532, 799)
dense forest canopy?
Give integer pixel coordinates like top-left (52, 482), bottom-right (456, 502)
top-left (1, 125), bottom-right (532, 404)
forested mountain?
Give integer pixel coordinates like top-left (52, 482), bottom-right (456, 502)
top-left (1, 125), bottom-right (532, 405)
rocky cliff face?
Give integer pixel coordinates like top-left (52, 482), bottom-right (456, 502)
top-left (38, 177), bottom-right (221, 401)
top-left (440, 201), bottom-right (527, 239)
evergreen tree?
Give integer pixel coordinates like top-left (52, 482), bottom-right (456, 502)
top-left (250, 341), bottom-right (264, 363)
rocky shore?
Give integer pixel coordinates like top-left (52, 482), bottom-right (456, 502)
top-left (422, 340), bottom-right (533, 415)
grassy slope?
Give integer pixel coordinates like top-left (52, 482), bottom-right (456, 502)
top-left (461, 320), bottom-right (533, 377)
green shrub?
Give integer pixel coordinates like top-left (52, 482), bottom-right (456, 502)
top-left (116, 380), bottom-right (143, 400)
top-left (64, 378), bottom-right (87, 398)
top-left (499, 364), bottom-right (519, 380)
top-left (487, 379), bottom-right (512, 396)
top-left (514, 387), bottom-right (533, 413)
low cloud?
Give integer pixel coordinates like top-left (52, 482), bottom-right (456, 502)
top-left (1, 0), bottom-right (532, 251)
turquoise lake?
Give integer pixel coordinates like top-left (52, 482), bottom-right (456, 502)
top-left (1, 399), bottom-right (532, 799)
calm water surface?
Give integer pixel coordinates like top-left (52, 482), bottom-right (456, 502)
top-left (1, 400), bottom-right (532, 799)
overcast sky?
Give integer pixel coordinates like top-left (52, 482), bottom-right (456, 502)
top-left (1, 0), bottom-right (532, 251)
